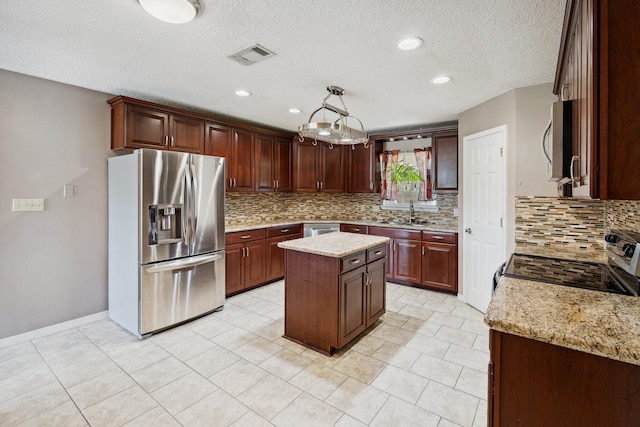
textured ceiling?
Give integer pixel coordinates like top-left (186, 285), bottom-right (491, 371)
top-left (0, 0), bottom-right (566, 133)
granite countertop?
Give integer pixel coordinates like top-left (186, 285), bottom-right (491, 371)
top-left (277, 232), bottom-right (390, 258)
top-left (486, 246), bottom-right (640, 366)
top-left (225, 219), bottom-right (457, 234)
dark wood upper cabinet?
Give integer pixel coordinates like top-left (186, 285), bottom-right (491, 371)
top-left (109, 98), bottom-right (204, 153)
top-left (554, 0), bottom-right (640, 200)
top-left (255, 135), bottom-right (292, 192)
top-left (347, 142), bottom-right (380, 193)
top-left (204, 122), bottom-right (231, 157)
top-left (432, 131), bottom-right (458, 193)
top-left (292, 139), bottom-right (345, 192)
top-left (228, 129), bottom-right (255, 192)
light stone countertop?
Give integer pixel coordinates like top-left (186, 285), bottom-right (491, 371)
top-left (225, 219), bottom-right (457, 234)
top-left (486, 252), bottom-right (640, 366)
top-left (277, 232), bottom-right (389, 258)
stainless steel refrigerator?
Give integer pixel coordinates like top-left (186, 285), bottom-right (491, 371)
top-left (108, 149), bottom-right (225, 337)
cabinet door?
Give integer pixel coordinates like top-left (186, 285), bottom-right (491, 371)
top-left (320, 144), bottom-right (344, 192)
top-left (340, 224), bottom-right (367, 234)
top-left (422, 242), bottom-right (458, 292)
top-left (169, 115), bottom-right (204, 153)
top-left (366, 258), bottom-right (386, 326)
top-left (255, 135), bottom-right (275, 192)
top-left (339, 265), bottom-right (366, 347)
top-left (225, 243), bottom-right (244, 295)
top-left (265, 235), bottom-right (287, 282)
top-left (273, 137), bottom-right (292, 192)
top-left (243, 239), bottom-right (266, 288)
top-left (348, 143), bottom-right (376, 193)
top-left (229, 129), bottom-right (255, 191)
top-left (293, 140), bottom-right (320, 192)
top-left (204, 122), bottom-right (230, 157)
top-left (126, 105), bottom-right (168, 149)
top-left (433, 132), bottom-right (458, 192)
top-left (393, 238), bottom-right (422, 284)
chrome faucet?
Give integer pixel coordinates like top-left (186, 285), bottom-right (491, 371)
top-left (408, 199), bottom-right (415, 224)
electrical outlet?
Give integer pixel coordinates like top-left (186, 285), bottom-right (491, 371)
top-left (453, 208), bottom-right (459, 217)
top-left (12, 198), bottom-right (45, 212)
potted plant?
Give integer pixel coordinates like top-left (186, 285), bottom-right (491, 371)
top-left (390, 160), bottom-right (423, 203)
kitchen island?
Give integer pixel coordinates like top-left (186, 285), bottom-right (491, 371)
top-left (278, 232), bottom-right (389, 355)
top-left (485, 270), bottom-right (640, 426)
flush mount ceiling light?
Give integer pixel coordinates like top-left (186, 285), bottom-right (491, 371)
top-left (298, 86), bottom-right (368, 148)
top-left (289, 108), bottom-right (301, 114)
top-left (432, 75), bottom-right (451, 84)
top-left (138, 0), bottom-right (200, 24)
top-left (235, 90), bottom-right (251, 97)
top-left (398, 36), bottom-right (423, 50)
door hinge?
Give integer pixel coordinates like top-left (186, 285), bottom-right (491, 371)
top-left (500, 147), bottom-right (503, 157)
top-left (500, 217), bottom-right (503, 227)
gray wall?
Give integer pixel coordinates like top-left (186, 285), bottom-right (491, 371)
top-left (0, 70), bottom-right (113, 339)
top-left (457, 83), bottom-right (556, 296)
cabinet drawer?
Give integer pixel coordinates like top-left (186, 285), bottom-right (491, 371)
top-left (367, 245), bottom-right (386, 262)
top-left (225, 229), bottom-right (266, 244)
top-left (340, 251), bottom-right (367, 274)
top-left (368, 226), bottom-right (421, 241)
top-left (340, 224), bottom-right (367, 234)
top-left (266, 224), bottom-right (302, 238)
top-left (422, 231), bottom-right (456, 244)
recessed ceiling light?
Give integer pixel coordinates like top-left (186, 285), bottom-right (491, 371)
top-left (398, 37), bottom-right (423, 50)
top-left (289, 108), bottom-right (301, 114)
top-left (138, 0), bottom-right (200, 24)
top-left (235, 90), bottom-right (251, 97)
top-left (432, 76), bottom-right (451, 84)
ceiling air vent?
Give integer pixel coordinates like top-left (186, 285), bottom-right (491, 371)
top-left (228, 44), bottom-right (276, 66)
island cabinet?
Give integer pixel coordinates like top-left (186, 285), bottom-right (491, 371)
top-left (488, 329), bottom-right (640, 427)
top-left (368, 226), bottom-right (422, 285)
top-left (225, 229), bottom-right (266, 295)
top-left (280, 234), bottom-right (388, 355)
top-left (292, 138), bottom-right (345, 192)
top-left (264, 224), bottom-right (302, 282)
top-left (421, 231), bottom-right (458, 293)
top-left (108, 97), bottom-right (204, 153)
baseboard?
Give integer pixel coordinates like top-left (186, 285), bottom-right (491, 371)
top-left (0, 311), bottom-right (108, 349)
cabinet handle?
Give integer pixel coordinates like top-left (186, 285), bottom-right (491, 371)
top-left (375, 250), bottom-right (382, 255)
top-left (349, 259), bottom-right (361, 265)
top-left (320, 181), bottom-right (323, 189)
top-left (370, 182), bottom-right (374, 190)
top-left (276, 180), bottom-right (279, 189)
top-left (240, 235), bottom-right (251, 239)
top-left (570, 155), bottom-right (579, 185)
top-left (164, 135), bottom-right (169, 146)
top-left (353, 228), bottom-right (360, 232)
top-left (241, 247), bottom-right (246, 257)
top-left (273, 180), bottom-right (276, 188)
top-left (233, 178), bottom-right (237, 187)
top-left (432, 236), bottom-right (444, 240)
top-left (170, 136), bottom-right (174, 146)
top-left (422, 247), bottom-right (425, 256)
top-left (246, 247), bottom-right (249, 257)
top-left (281, 229), bottom-right (289, 233)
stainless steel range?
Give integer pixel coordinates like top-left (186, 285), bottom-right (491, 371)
top-left (502, 230), bottom-right (640, 296)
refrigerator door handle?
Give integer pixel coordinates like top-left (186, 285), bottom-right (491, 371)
top-left (183, 169), bottom-right (191, 246)
top-left (144, 253), bottom-right (224, 273)
top-left (189, 159), bottom-right (198, 252)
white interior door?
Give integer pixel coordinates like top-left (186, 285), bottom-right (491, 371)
top-left (463, 126), bottom-right (506, 313)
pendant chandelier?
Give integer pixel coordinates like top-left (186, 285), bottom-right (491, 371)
top-left (298, 86), bottom-right (369, 148)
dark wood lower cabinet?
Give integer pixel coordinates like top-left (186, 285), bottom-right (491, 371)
top-left (225, 225), bottom-right (301, 296)
top-left (367, 227), bottom-right (422, 286)
top-left (489, 329), bottom-right (640, 427)
top-left (284, 245), bottom-right (386, 355)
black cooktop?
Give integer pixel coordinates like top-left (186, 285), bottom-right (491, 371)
top-left (503, 253), bottom-right (639, 296)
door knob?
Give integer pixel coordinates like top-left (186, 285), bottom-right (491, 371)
top-left (465, 228), bottom-right (472, 234)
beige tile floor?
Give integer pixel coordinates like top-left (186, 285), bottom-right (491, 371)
top-left (0, 281), bottom-right (489, 427)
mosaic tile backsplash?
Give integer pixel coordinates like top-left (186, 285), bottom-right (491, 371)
top-left (515, 196), bottom-right (605, 251)
top-left (515, 197), bottom-right (640, 253)
top-left (225, 192), bottom-right (459, 229)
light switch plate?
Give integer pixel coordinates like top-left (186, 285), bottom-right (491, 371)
top-left (12, 198), bottom-right (45, 211)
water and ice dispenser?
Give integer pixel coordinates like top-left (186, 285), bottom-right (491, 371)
top-left (148, 204), bottom-right (183, 245)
